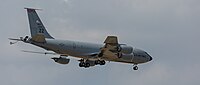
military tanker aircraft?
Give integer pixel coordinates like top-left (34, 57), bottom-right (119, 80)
top-left (9, 8), bottom-right (152, 70)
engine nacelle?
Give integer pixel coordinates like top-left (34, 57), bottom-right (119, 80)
top-left (51, 57), bottom-right (70, 64)
top-left (121, 54), bottom-right (134, 61)
top-left (117, 45), bottom-right (133, 54)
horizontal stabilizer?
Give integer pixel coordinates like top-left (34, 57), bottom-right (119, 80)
top-left (8, 37), bottom-right (25, 45)
top-left (8, 38), bottom-right (22, 41)
top-left (22, 50), bottom-right (69, 56)
top-left (22, 50), bottom-right (57, 55)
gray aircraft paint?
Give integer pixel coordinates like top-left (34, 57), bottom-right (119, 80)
top-left (10, 8), bottom-right (152, 69)
top-left (26, 8), bottom-right (54, 39)
top-left (32, 38), bottom-right (151, 64)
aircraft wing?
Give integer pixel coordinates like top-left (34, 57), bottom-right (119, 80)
top-left (21, 50), bottom-right (69, 56)
top-left (9, 38), bottom-right (22, 41)
top-left (99, 36), bottom-right (120, 60)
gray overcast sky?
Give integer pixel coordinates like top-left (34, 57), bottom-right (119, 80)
top-left (1, 0), bottom-right (200, 85)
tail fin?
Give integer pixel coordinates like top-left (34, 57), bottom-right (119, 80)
top-left (25, 8), bottom-right (54, 39)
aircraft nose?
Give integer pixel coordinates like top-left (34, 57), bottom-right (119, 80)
top-left (149, 56), bottom-right (153, 61)
top-left (146, 53), bottom-right (152, 61)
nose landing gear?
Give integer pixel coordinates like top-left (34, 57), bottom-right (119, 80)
top-left (133, 64), bottom-right (138, 70)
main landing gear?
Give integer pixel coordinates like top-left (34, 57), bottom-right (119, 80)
top-left (79, 59), bottom-right (106, 68)
top-left (133, 64), bottom-right (138, 70)
top-left (79, 62), bottom-right (90, 68)
top-left (94, 60), bottom-right (106, 65)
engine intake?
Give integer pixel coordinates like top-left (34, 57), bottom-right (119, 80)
top-left (51, 57), bottom-right (70, 64)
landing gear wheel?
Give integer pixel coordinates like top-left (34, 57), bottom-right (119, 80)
top-left (95, 60), bottom-right (100, 65)
top-left (79, 63), bottom-right (82, 67)
top-left (100, 60), bottom-right (106, 65)
top-left (79, 62), bottom-right (85, 67)
top-left (85, 63), bottom-right (90, 68)
top-left (133, 66), bottom-right (138, 70)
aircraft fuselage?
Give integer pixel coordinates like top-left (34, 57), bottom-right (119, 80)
top-left (31, 39), bottom-right (152, 64)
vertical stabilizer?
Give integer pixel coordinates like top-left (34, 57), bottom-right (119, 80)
top-left (25, 8), bottom-right (54, 39)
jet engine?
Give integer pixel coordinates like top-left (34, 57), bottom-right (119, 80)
top-left (51, 57), bottom-right (70, 64)
top-left (117, 45), bottom-right (133, 54)
top-left (120, 54), bottom-right (133, 61)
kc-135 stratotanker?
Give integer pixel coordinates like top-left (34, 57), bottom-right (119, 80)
top-left (9, 8), bottom-right (152, 70)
